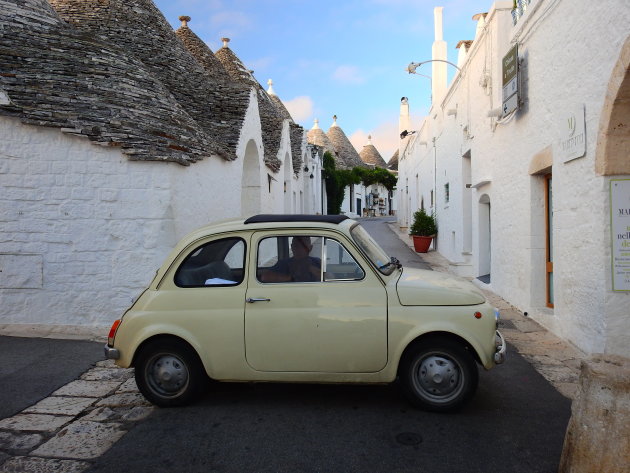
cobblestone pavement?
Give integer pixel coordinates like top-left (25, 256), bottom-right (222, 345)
top-left (0, 361), bottom-right (152, 473)
top-left (388, 222), bottom-right (584, 401)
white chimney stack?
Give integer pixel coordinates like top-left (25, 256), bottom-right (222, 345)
top-left (431, 7), bottom-right (448, 104)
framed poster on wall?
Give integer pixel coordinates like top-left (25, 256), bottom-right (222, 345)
top-left (611, 179), bottom-right (630, 291)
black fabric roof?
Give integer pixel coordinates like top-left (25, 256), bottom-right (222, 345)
top-left (244, 214), bottom-right (349, 225)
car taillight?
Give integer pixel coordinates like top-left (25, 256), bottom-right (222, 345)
top-left (107, 319), bottom-right (121, 346)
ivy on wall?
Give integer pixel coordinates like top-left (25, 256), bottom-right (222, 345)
top-left (322, 151), bottom-right (397, 215)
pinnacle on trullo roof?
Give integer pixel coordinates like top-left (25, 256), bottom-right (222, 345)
top-left (326, 115), bottom-right (365, 169)
top-left (359, 134), bottom-right (388, 168)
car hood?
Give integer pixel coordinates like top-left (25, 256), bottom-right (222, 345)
top-left (396, 267), bottom-right (486, 306)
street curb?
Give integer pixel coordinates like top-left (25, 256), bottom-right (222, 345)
top-left (386, 221), bottom-right (584, 401)
top-left (0, 324), bottom-right (108, 343)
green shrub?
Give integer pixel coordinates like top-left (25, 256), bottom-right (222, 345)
top-left (409, 209), bottom-right (437, 236)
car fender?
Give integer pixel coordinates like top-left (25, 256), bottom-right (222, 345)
top-left (116, 321), bottom-right (215, 376)
top-left (391, 319), bottom-right (495, 370)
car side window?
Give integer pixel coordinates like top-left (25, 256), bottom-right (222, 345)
top-left (257, 235), bottom-right (323, 283)
top-left (175, 237), bottom-right (245, 287)
top-left (323, 238), bottom-right (365, 281)
top-left (256, 235), bottom-right (363, 283)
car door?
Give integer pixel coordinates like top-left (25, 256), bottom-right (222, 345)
top-left (161, 235), bottom-right (249, 376)
top-left (244, 231), bottom-right (388, 373)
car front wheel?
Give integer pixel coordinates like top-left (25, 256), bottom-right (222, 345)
top-left (399, 338), bottom-right (478, 412)
top-left (134, 339), bottom-right (206, 407)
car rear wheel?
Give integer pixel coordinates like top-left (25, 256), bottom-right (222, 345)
top-left (399, 338), bottom-right (478, 412)
top-left (135, 339), bottom-right (206, 407)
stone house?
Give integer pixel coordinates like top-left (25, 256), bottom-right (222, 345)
top-left (396, 0), bottom-right (630, 357)
top-left (359, 136), bottom-right (394, 216)
top-left (0, 0), bottom-right (321, 332)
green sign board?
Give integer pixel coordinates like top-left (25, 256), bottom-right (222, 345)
top-left (502, 44), bottom-right (518, 87)
top-left (502, 44), bottom-right (519, 115)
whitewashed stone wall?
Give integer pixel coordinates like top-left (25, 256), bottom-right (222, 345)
top-left (398, 0), bottom-right (630, 357)
top-left (1, 116), bottom-right (243, 327)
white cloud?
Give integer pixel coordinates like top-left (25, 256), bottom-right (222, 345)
top-left (332, 65), bottom-right (365, 85)
top-left (283, 96), bottom-right (314, 122)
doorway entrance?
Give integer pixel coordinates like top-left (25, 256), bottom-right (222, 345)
top-left (478, 194), bottom-right (491, 283)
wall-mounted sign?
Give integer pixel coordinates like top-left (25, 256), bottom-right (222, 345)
top-left (501, 44), bottom-right (519, 116)
top-left (611, 179), bottom-right (630, 291)
top-left (560, 104), bottom-right (586, 163)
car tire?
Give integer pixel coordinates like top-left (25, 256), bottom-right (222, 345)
top-left (399, 337), bottom-right (478, 412)
top-left (134, 338), bottom-right (206, 407)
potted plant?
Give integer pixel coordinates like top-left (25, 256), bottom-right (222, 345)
top-left (409, 209), bottom-right (437, 253)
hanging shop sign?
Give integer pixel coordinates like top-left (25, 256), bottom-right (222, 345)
top-left (560, 104), bottom-right (586, 163)
top-left (611, 179), bottom-right (630, 291)
top-left (501, 44), bottom-right (519, 116)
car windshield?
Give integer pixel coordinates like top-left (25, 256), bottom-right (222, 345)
top-left (350, 224), bottom-right (399, 276)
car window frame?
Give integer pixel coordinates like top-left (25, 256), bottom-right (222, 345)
top-left (173, 236), bottom-right (247, 288)
top-left (253, 231), bottom-right (366, 285)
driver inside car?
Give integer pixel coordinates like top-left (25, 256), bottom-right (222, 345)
top-left (261, 236), bottom-right (321, 282)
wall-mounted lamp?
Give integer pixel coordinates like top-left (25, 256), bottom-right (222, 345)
top-left (309, 173), bottom-right (314, 179)
top-left (304, 165), bottom-right (309, 172)
top-left (407, 59), bottom-right (462, 75)
top-left (400, 130), bottom-right (417, 139)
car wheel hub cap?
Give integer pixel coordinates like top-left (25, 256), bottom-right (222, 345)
top-left (150, 355), bottom-right (188, 395)
top-left (418, 355), bottom-right (459, 396)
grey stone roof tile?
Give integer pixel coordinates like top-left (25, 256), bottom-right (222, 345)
top-left (46, 0), bottom-right (248, 161)
top-left (359, 137), bottom-right (388, 168)
top-left (326, 117), bottom-right (366, 169)
top-left (0, 0), bottom-right (217, 165)
top-left (387, 149), bottom-right (399, 171)
top-left (215, 40), bottom-right (283, 172)
top-left (306, 122), bottom-right (337, 159)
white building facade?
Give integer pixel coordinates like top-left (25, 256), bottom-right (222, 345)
top-left (0, 0), bottom-right (324, 332)
top-left (398, 0), bottom-right (630, 357)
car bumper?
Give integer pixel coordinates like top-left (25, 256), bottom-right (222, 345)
top-left (104, 344), bottom-right (120, 360)
top-left (494, 330), bottom-right (506, 364)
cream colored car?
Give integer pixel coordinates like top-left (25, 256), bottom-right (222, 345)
top-left (105, 214), bottom-right (505, 412)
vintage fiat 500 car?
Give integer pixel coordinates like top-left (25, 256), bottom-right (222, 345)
top-left (105, 214), bottom-right (505, 412)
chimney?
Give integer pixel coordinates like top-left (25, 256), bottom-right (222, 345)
top-left (399, 97), bottom-right (411, 135)
top-left (431, 7), bottom-right (448, 104)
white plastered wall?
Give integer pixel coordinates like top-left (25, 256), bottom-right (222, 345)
top-left (397, 0), bottom-right (630, 356)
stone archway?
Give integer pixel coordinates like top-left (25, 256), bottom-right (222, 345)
top-left (595, 35), bottom-right (630, 175)
top-left (241, 139), bottom-right (262, 217)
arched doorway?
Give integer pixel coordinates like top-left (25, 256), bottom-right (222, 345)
top-left (241, 139), bottom-right (262, 217)
top-left (595, 35), bottom-right (630, 176)
top-left (478, 194), bottom-right (491, 283)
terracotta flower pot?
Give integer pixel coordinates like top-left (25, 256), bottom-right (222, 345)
top-left (412, 235), bottom-right (433, 253)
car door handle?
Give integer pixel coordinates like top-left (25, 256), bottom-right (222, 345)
top-left (246, 297), bottom-right (271, 303)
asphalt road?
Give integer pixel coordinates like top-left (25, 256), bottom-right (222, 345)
top-left (86, 217), bottom-right (571, 473)
top-left (0, 336), bottom-right (103, 418)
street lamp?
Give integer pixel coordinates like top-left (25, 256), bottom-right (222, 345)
top-left (406, 60), bottom-right (462, 75)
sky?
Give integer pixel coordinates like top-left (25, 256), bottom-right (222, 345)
top-left (154, 0), bottom-right (493, 162)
